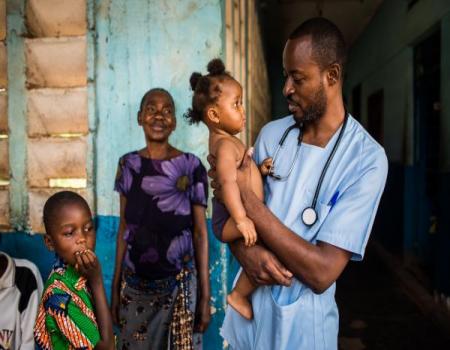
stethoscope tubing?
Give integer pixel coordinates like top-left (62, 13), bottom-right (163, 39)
top-left (270, 112), bottom-right (349, 225)
top-left (270, 123), bottom-right (303, 181)
top-left (310, 114), bottom-right (348, 209)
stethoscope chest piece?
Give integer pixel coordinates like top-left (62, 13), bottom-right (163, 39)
top-left (302, 207), bottom-right (317, 226)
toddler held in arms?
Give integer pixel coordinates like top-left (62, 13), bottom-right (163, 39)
top-left (185, 59), bottom-right (276, 320)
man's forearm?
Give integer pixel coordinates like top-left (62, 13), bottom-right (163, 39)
top-left (240, 188), bottom-right (348, 293)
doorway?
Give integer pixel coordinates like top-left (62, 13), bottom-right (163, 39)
top-left (411, 29), bottom-right (441, 277)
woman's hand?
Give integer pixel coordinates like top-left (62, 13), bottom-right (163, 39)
top-left (194, 296), bottom-right (211, 333)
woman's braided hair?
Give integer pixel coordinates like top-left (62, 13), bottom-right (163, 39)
top-left (185, 58), bottom-right (232, 124)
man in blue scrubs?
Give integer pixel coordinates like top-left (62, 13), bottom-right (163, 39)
top-left (210, 17), bottom-right (388, 349)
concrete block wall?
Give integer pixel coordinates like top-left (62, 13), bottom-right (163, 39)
top-left (27, 88), bottom-right (88, 136)
top-left (27, 137), bottom-right (87, 187)
top-left (26, 0), bottom-right (86, 38)
top-left (22, 0), bottom-right (90, 233)
top-left (25, 37), bottom-right (87, 88)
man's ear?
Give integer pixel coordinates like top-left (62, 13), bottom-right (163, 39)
top-left (206, 107), bottom-right (220, 125)
top-left (326, 63), bottom-right (341, 86)
top-left (44, 234), bottom-right (55, 251)
top-left (137, 112), bottom-right (143, 126)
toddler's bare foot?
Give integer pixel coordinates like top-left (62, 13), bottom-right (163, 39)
top-left (227, 290), bottom-right (253, 320)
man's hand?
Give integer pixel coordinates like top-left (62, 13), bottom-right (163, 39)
top-left (235, 148), bottom-right (253, 193)
top-left (231, 241), bottom-right (293, 286)
top-left (208, 148), bottom-right (254, 201)
top-left (207, 154), bottom-right (223, 201)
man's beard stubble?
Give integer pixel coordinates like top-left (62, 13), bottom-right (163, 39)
top-left (292, 83), bottom-right (327, 125)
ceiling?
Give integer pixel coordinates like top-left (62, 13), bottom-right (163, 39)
top-left (259, 0), bottom-right (385, 52)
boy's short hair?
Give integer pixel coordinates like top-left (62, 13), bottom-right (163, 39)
top-left (43, 191), bottom-right (91, 235)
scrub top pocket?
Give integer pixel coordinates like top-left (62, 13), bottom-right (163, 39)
top-left (254, 287), bottom-right (325, 350)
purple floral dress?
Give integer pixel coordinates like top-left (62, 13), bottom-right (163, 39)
top-left (115, 151), bottom-right (207, 349)
top-left (115, 151), bottom-right (208, 280)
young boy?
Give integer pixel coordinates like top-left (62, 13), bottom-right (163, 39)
top-left (34, 191), bottom-right (114, 350)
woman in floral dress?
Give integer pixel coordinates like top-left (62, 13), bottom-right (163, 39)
top-left (111, 88), bottom-right (210, 350)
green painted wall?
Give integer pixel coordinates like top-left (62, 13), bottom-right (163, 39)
top-left (7, 0), bottom-right (28, 231)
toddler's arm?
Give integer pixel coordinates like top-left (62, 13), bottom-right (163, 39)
top-left (216, 140), bottom-right (257, 246)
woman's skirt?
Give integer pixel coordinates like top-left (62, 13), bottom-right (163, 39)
top-left (118, 264), bottom-right (201, 350)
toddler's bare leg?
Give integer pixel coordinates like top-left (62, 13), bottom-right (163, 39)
top-left (227, 272), bottom-right (256, 320)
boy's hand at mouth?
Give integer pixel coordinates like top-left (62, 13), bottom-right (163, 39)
top-left (74, 249), bottom-right (102, 284)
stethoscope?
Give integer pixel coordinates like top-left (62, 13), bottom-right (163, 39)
top-left (268, 112), bottom-right (349, 226)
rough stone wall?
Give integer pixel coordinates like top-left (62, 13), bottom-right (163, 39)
top-left (25, 0), bottom-right (90, 233)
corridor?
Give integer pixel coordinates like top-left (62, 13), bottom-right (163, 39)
top-left (337, 244), bottom-right (450, 350)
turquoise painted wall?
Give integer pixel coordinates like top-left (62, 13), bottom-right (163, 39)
top-left (92, 0), bottom-right (221, 217)
top-left (90, 1), bottom-right (232, 347)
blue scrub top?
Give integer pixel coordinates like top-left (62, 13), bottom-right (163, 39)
top-left (220, 115), bottom-right (388, 350)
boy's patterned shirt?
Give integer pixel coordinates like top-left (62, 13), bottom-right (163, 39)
top-left (34, 259), bottom-right (100, 350)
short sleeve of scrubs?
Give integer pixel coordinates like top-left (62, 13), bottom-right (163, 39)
top-left (316, 147), bottom-right (388, 261)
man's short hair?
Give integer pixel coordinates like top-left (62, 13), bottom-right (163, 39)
top-left (289, 17), bottom-right (347, 75)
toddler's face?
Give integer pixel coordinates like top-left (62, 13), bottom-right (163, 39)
top-left (215, 79), bottom-right (246, 135)
top-left (44, 203), bottom-right (96, 266)
top-left (138, 91), bottom-right (176, 143)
